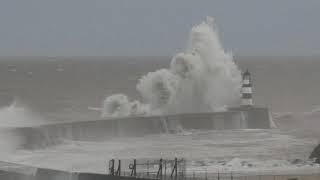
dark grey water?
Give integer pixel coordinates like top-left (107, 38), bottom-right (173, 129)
top-left (1, 56), bottom-right (320, 174)
top-left (0, 56), bottom-right (320, 126)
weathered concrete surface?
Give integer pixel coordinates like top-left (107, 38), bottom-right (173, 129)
top-left (0, 161), bottom-right (149, 180)
top-left (0, 170), bottom-right (33, 180)
top-left (229, 106), bottom-right (271, 129)
top-left (1, 161), bottom-right (320, 180)
top-left (0, 161), bottom-right (36, 180)
top-left (35, 168), bottom-right (78, 180)
top-left (78, 173), bottom-right (143, 180)
top-left (7, 107), bottom-right (272, 149)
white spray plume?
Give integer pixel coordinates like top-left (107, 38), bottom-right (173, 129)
top-left (102, 17), bottom-right (241, 118)
top-left (102, 94), bottom-right (150, 118)
top-left (0, 99), bottom-right (46, 151)
top-left (137, 69), bottom-right (180, 115)
top-left (0, 99), bottom-right (45, 127)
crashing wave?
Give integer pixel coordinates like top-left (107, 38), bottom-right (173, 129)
top-left (102, 17), bottom-right (241, 118)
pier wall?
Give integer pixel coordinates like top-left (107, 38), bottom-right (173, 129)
top-left (8, 107), bottom-right (271, 149)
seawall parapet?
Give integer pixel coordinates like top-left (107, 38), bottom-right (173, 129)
top-left (9, 106), bottom-right (272, 149)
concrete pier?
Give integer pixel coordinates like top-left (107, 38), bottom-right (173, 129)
top-left (5, 106), bottom-right (273, 149)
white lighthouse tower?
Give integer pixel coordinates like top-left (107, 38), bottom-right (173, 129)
top-left (241, 69), bottom-right (253, 106)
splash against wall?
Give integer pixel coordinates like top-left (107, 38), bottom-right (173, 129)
top-left (102, 17), bottom-right (241, 117)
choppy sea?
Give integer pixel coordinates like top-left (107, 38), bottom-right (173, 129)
top-left (0, 56), bottom-right (320, 174)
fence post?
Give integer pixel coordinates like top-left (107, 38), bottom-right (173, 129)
top-left (157, 158), bottom-right (163, 179)
top-left (164, 160), bottom-right (167, 180)
top-left (115, 159), bottom-right (121, 176)
top-left (108, 159), bottom-right (115, 175)
top-left (147, 160), bottom-right (149, 177)
top-left (175, 158), bottom-right (178, 179)
top-left (205, 169), bottom-right (208, 180)
top-left (130, 159), bottom-right (137, 177)
top-left (170, 157), bottom-right (178, 179)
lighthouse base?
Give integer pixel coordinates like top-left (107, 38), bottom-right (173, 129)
top-left (228, 106), bottom-right (273, 129)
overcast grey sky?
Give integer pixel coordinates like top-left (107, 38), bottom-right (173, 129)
top-left (0, 0), bottom-right (319, 56)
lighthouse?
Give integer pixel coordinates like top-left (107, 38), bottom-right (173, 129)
top-left (241, 69), bottom-right (253, 106)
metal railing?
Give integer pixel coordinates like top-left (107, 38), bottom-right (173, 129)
top-left (107, 158), bottom-right (320, 180)
top-left (112, 170), bottom-right (320, 180)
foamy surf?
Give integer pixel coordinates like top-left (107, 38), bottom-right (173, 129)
top-left (0, 129), bottom-right (317, 175)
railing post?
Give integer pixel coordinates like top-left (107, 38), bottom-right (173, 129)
top-left (109, 159), bottom-right (115, 175)
top-left (157, 158), bottom-right (163, 179)
top-left (164, 160), bottom-right (167, 180)
top-left (205, 169), bottom-right (208, 180)
top-left (171, 157), bottom-right (178, 179)
top-left (147, 160), bottom-right (149, 177)
top-left (175, 158), bottom-right (178, 179)
top-left (115, 159), bottom-right (121, 176)
top-left (130, 159), bottom-right (137, 177)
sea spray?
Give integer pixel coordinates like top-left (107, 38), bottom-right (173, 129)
top-left (102, 94), bottom-right (150, 117)
top-left (0, 99), bottom-right (45, 127)
top-left (0, 100), bottom-right (46, 151)
top-left (102, 17), bottom-right (241, 117)
top-left (137, 69), bottom-right (180, 115)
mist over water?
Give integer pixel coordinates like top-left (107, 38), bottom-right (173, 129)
top-left (0, 100), bottom-right (47, 151)
top-left (103, 17), bottom-right (241, 117)
top-left (0, 99), bottom-right (45, 128)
